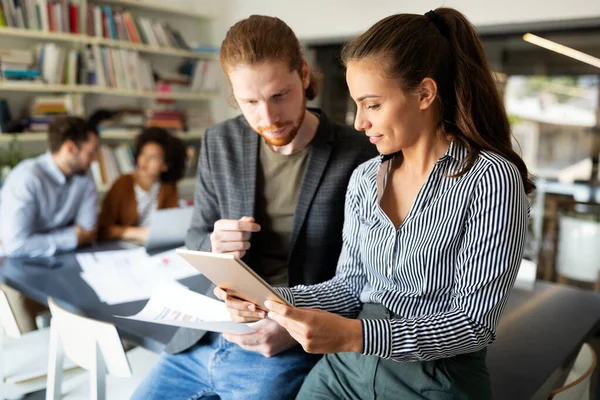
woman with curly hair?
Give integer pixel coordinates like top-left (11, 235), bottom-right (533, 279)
top-left (98, 127), bottom-right (187, 242)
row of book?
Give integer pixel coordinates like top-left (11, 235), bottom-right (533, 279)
top-left (0, 1), bottom-right (194, 53)
top-left (0, 44), bottom-right (83, 85)
top-left (86, 44), bottom-right (155, 91)
top-left (28, 94), bottom-right (83, 131)
top-left (0, 0), bottom-right (78, 33)
top-left (0, 43), bottom-right (221, 94)
top-left (91, 142), bottom-right (200, 188)
top-left (86, 6), bottom-right (190, 50)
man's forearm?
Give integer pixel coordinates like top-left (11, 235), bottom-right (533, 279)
top-left (6, 226), bottom-right (77, 258)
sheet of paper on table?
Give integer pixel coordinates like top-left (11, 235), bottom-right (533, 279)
top-left (116, 284), bottom-right (255, 334)
top-left (76, 248), bottom-right (199, 305)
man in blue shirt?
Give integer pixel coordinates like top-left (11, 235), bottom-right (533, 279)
top-left (0, 116), bottom-right (98, 332)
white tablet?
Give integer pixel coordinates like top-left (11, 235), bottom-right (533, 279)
top-left (175, 249), bottom-right (291, 309)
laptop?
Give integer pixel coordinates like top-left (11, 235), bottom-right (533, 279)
top-left (144, 207), bottom-right (194, 250)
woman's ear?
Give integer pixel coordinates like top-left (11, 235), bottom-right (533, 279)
top-left (418, 78), bottom-right (438, 111)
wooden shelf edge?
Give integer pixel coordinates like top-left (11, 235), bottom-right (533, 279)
top-left (0, 27), bottom-right (218, 60)
top-left (0, 83), bottom-right (218, 101)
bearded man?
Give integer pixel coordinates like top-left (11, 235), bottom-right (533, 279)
top-left (0, 115), bottom-right (98, 333)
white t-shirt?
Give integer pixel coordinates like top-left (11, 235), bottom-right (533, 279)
top-left (134, 182), bottom-right (160, 227)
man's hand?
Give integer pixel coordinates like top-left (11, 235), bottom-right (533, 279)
top-left (265, 300), bottom-right (363, 355)
top-left (76, 225), bottom-right (97, 247)
top-left (223, 318), bottom-right (298, 358)
top-left (211, 216), bottom-right (261, 259)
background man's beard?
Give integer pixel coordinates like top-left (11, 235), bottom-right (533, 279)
top-left (69, 158), bottom-right (89, 176)
top-left (73, 167), bottom-right (89, 176)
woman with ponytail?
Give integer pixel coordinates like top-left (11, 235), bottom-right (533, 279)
top-left (220, 8), bottom-right (533, 399)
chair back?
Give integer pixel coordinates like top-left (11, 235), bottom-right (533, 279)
top-left (0, 288), bottom-right (21, 338)
top-left (47, 298), bottom-right (131, 377)
top-left (549, 343), bottom-right (597, 400)
top-left (46, 298), bottom-right (131, 400)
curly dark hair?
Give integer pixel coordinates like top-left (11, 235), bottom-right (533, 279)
top-left (133, 127), bottom-right (187, 183)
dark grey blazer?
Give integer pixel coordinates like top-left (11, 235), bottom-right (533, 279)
top-left (166, 109), bottom-right (377, 354)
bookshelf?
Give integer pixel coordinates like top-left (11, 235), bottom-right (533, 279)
top-left (0, 0), bottom-right (218, 202)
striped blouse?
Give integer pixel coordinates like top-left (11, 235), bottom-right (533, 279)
top-left (276, 141), bottom-right (529, 362)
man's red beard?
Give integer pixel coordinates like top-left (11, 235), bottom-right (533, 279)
top-left (255, 94), bottom-right (306, 147)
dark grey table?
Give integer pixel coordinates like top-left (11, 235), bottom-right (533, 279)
top-left (0, 243), bottom-right (212, 352)
top-left (1, 246), bottom-right (599, 400)
top-left (488, 281), bottom-right (600, 400)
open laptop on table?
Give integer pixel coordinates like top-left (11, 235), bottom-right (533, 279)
top-left (143, 206), bottom-right (194, 251)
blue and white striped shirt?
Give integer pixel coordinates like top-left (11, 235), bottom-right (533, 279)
top-left (277, 141), bottom-right (529, 362)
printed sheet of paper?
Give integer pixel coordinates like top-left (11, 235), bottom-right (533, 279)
top-left (116, 285), bottom-right (255, 334)
top-left (76, 248), bottom-right (199, 305)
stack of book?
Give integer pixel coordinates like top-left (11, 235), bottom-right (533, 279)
top-left (28, 94), bottom-right (83, 131)
top-left (96, 111), bottom-right (145, 135)
top-left (0, 0), bottom-right (81, 33)
top-left (0, 48), bottom-right (39, 82)
top-left (86, 5), bottom-right (190, 50)
top-left (146, 98), bottom-right (184, 130)
top-left (156, 72), bottom-right (190, 94)
top-left (146, 110), bottom-right (184, 130)
top-left (185, 108), bottom-right (212, 130)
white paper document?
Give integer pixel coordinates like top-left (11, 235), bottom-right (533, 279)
top-left (76, 248), bottom-right (200, 305)
top-left (116, 285), bottom-right (255, 334)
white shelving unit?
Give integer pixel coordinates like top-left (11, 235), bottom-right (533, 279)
top-left (0, 0), bottom-right (216, 201)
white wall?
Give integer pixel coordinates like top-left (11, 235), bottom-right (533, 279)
top-left (208, 0), bottom-right (600, 120)
top-left (221, 0), bottom-right (600, 42)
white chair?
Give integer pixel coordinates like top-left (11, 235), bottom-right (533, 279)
top-left (0, 289), bottom-right (84, 400)
top-left (557, 215), bottom-right (600, 291)
top-left (46, 297), bottom-right (158, 400)
top-left (549, 343), bottom-right (597, 400)
top-left (514, 258), bottom-right (537, 290)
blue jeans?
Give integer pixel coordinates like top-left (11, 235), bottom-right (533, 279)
top-left (131, 332), bottom-right (321, 400)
